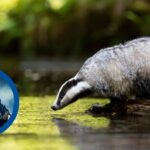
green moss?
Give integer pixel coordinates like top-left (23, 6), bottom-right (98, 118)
top-left (51, 96), bottom-right (110, 128)
top-left (0, 96), bottom-right (109, 150)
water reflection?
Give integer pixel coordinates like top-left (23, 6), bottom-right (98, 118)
top-left (52, 114), bottom-right (150, 150)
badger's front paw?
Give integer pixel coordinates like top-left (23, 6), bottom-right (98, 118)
top-left (86, 103), bottom-right (112, 115)
top-left (86, 102), bottom-right (127, 116)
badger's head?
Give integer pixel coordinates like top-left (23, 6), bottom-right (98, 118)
top-left (51, 77), bottom-right (92, 111)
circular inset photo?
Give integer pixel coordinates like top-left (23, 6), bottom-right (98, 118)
top-left (0, 71), bottom-right (19, 134)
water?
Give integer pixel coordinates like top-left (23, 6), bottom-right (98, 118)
top-left (18, 60), bottom-right (82, 95)
top-left (0, 97), bottom-right (150, 150)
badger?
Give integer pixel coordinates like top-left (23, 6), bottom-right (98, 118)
top-left (51, 37), bottom-right (150, 114)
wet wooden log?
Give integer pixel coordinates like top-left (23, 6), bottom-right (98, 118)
top-left (127, 99), bottom-right (150, 116)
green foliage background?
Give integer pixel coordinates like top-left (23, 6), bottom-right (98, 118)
top-left (0, 0), bottom-right (150, 59)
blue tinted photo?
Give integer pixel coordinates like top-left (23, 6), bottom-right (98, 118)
top-left (0, 77), bottom-right (14, 127)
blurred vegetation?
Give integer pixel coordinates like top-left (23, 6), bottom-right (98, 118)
top-left (0, 0), bottom-right (150, 95)
top-left (0, 0), bottom-right (150, 59)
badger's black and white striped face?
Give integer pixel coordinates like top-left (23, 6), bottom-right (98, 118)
top-left (51, 78), bottom-right (92, 111)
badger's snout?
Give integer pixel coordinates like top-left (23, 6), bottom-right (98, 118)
top-left (51, 104), bottom-right (61, 111)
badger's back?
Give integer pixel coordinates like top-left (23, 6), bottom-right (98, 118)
top-left (77, 37), bottom-right (150, 98)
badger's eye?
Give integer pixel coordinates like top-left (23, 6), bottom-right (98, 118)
top-left (59, 89), bottom-right (66, 99)
top-left (71, 79), bottom-right (77, 86)
top-left (59, 94), bottom-right (64, 99)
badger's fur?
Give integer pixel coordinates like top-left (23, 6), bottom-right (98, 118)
top-left (51, 37), bottom-right (150, 112)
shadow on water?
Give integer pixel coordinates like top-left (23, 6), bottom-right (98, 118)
top-left (52, 113), bottom-right (150, 150)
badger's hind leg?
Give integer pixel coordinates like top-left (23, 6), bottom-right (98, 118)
top-left (86, 98), bottom-right (127, 115)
